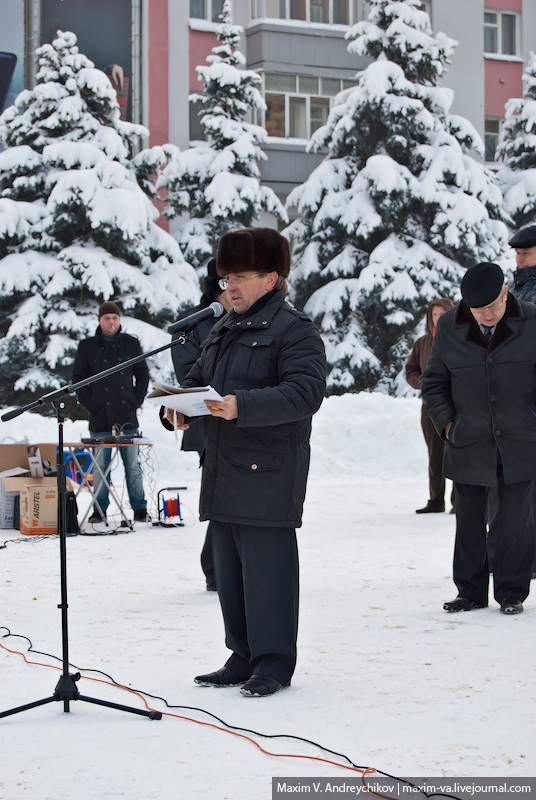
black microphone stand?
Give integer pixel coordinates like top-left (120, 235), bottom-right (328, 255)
top-left (0, 317), bottom-right (219, 721)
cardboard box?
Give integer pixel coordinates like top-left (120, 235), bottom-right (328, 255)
top-left (1, 475), bottom-right (75, 531)
top-left (0, 443), bottom-right (56, 475)
top-left (0, 444), bottom-right (57, 528)
top-left (20, 482), bottom-right (59, 536)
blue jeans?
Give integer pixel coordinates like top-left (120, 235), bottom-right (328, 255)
top-left (91, 431), bottom-right (146, 513)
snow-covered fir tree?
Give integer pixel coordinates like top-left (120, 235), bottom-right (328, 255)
top-left (144, 0), bottom-right (287, 270)
top-left (285, 0), bottom-right (509, 396)
top-left (496, 51), bottom-right (536, 230)
top-left (0, 30), bottom-right (199, 413)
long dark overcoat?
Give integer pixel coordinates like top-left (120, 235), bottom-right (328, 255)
top-left (181, 289), bottom-right (326, 528)
top-left (72, 326), bottom-right (149, 432)
top-left (422, 294), bottom-right (536, 487)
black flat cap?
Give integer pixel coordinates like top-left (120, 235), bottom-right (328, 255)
top-left (461, 262), bottom-right (504, 308)
top-left (509, 226), bottom-right (536, 248)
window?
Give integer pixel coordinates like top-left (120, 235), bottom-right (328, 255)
top-left (261, 72), bottom-right (356, 139)
top-left (252, 0), bottom-right (356, 25)
top-left (485, 118), bottom-right (501, 162)
top-left (190, 0), bottom-right (224, 22)
top-left (484, 11), bottom-right (518, 56)
top-left (189, 97), bottom-right (206, 141)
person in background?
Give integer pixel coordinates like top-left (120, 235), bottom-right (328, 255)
top-left (170, 259), bottom-right (232, 591)
top-left (405, 297), bottom-right (455, 515)
top-left (163, 228), bottom-right (326, 697)
top-left (487, 224), bottom-right (536, 578)
top-left (423, 262), bottom-right (536, 616)
top-left (72, 301), bottom-right (150, 524)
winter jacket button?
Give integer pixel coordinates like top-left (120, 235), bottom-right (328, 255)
top-left (252, 341), bottom-right (257, 346)
top-left (251, 463), bottom-right (258, 470)
top-left (488, 357), bottom-right (493, 363)
top-left (490, 395), bottom-right (496, 401)
top-left (495, 430), bottom-right (500, 436)
top-left (262, 321), bottom-right (267, 325)
top-left (246, 321), bottom-right (252, 325)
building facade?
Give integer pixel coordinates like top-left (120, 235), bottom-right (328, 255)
top-left (2, 0), bottom-right (535, 210)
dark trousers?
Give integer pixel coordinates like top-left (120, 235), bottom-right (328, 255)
top-left (200, 523), bottom-right (216, 588)
top-left (487, 481), bottom-right (536, 572)
top-left (421, 405), bottom-right (454, 510)
top-left (454, 475), bottom-right (534, 604)
top-left (211, 521), bottom-right (299, 685)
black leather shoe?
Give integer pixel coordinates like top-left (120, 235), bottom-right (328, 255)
top-left (194, 667), bottom-right (249, 687)
top-left (133, 509), bottom-right (150, 522)
top-left (88, 511), bottom-right (106, 523)
top-left (443, 596), bottom-right (488, 612)
top-left (206, 582), bottom-right (218, 592)
top-left (500, 598), bottom-right (523, 615)
top-left (239, 675), bottom-right (290, 697)
top-left (416, 504), bottom-right (445, 514)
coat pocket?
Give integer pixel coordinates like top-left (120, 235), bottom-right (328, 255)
top-left (227, 447), bottom-right (283, 472)
top-left (234, 334), bottom-right (276, 384)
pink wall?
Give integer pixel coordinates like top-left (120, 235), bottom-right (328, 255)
top-left (148, 0), bottom-right (169, 146)
top-left (189, 29), bottom-right (219, 91)
top-left (485, 59), bottom-right (523, 116)
top-left (148, 0), bottom-right (169, 229)
top-left (485, 0), bottom-right (522, 10)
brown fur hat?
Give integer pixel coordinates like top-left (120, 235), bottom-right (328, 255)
top-left (216, 228), bottom-right (290, 277)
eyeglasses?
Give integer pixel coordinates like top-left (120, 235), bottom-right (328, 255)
top-left (218, 273), bottom-right (263, 290)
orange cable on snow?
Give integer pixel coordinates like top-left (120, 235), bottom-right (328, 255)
top-left (0, 638), bottom-right (400, 800)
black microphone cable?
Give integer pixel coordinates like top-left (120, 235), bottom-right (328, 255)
top-left (0, 626), bottom-right (464, 800)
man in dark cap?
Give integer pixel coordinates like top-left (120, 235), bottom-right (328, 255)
top-left (486, 226), bottom-right (536, 578)
top-left (72, 301), bottom-right (150, 524)
top-left (508, 225), bottom-right (536, 300)
top-left (163, 228), bottom-right (326, 697)
top-left (422, 262), bottom-right (536, 615)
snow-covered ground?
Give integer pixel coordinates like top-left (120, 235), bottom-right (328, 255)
top-left (1, 393), bottom-right (534, 800)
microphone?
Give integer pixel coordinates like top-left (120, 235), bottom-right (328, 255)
top-left (167, 302), bottom-right (225, 334)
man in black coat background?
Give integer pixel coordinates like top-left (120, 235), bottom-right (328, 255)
top-left (164, 228), bottom-right (326, 697)
top-left (72, 301), bottom-right (150, 523)
top-left (488, 226), bottom-right (536, 576)
top-left (423, 262), bottom-right (536, 616)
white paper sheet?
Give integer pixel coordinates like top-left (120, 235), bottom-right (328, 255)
top-left (146, 382), bottom-right (223, 416)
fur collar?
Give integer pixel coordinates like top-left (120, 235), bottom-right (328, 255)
top-left (454, 293), bottom-right (521, 353)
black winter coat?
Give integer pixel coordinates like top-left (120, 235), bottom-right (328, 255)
top-left (181, 289), bottom-right (326, 528)
top-left (72, 327), bottom-right (149, 432)
top-left (171, 307), bottom-right (214, 454)
top-left (510, 265), bottom-right (536, 303)
top-left (422, 295), bottom-right (536, 486)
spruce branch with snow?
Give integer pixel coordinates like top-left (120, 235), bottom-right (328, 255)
top-left (0, 30), bottom-right (199, 413)
top-left (285, 0), bottom-right (509, 396)
top-left (496, 51), bottom-right (536, 230)
top-left (144, 0), bottom-right (287, 270)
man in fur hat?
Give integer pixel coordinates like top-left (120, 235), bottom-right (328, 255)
top-left (72, 301), bottom-right (150, 524)
top-left (163, 228), bottom-right (326, 697)
top-left (423, 262), bottom-right (536, 616)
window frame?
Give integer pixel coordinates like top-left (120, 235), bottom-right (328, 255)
top-left (484, 10), bottom-right (520, 57)
top-left (261, 71), bottom-right (353, 139)
top-left (484, 117), bottom-right (502, 163)
top-left (190, 0), bottom-right (225, 22)
top-left (251, 0), bottom-right (357, 25)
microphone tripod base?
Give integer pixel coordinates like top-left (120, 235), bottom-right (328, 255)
top-left (0, 672), bottom-right (162, 720)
